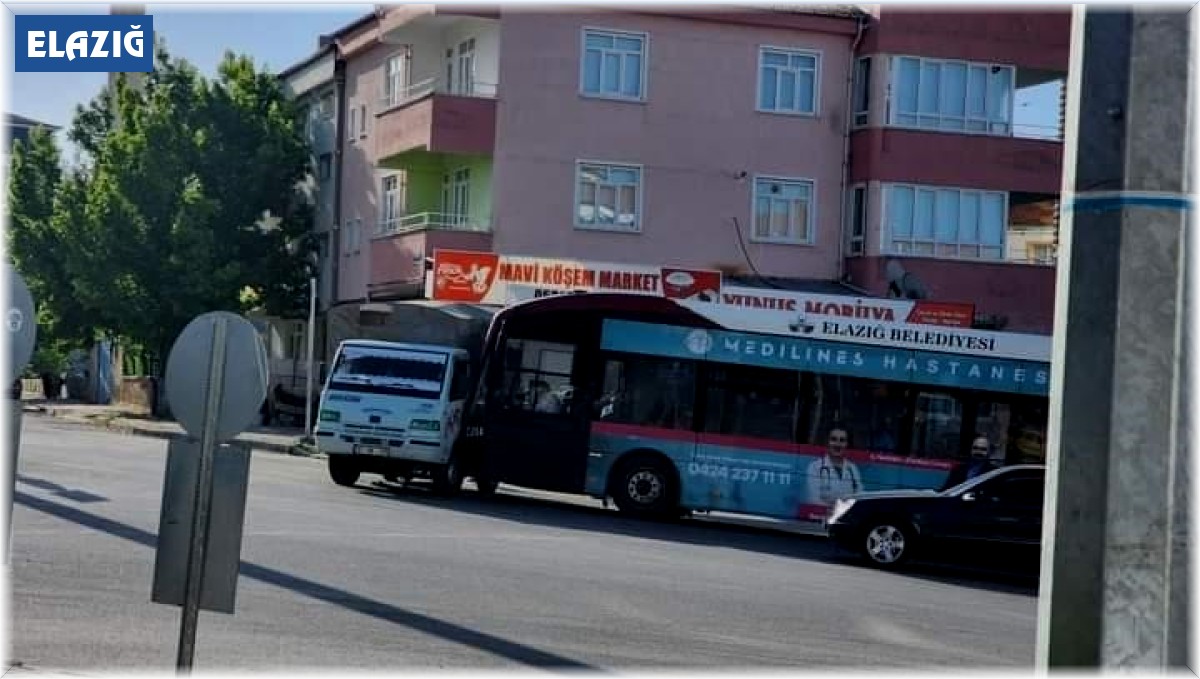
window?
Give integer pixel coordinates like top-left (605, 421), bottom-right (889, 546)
top-left (704, 364), bottom-right (806, 443)
top-left (318, 92), bottom-right (334, 120)
top-left (317, 153), bottom-right (332, 182)
top-left (974, 399), bottom-right (1047, 465)
top-left (758, 47), bottom-right (820, 115)
top-left (441, 168), bottom-right (470, 225)
top-left (808, 375), bottom-right (910, 455)
top-left (381, 174), bottom-right (403, 231)
top-left (498, 339), bottom-right (577, 415)
top-left (597, 354), bottom-right (696, 431)
top-left (1028, 243), bottom-right (1055, 265)
top-left (889, 56), bottom-right (1013, 135)
top-left (852, 57), bottom-right (870, 126)
top-left (347, 105), bottom-right (358, 142)
top-left (910, 390), bottom-right (964, 459)
top-left (981, 475), bottom-right (1045, 506)
top-left (847, 185), bottom-right (866, 255)
top-left (449, 356), bottom-right (472, 401)
top-left (752, 176), bottom-right (814, 244)
top-left (384, 49), bottom-right (412, 107)
top-left (581, 28), bottom-right (646, 100)
top-left (359, 103), bottom-right (368, 137)
top-left (885, 183), bottom-right (1006, 260)
top-left (575, 162), bottom-right (642, 231)
top-left (454, 38), bottom-right (476, 95)
top-left (341, 218), bottom-right (362, 255)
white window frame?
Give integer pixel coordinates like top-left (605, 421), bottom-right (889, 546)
top-left (579, 27), bottom-right (649, 103)
top-left (852, 57), bottom-right (871, 127)
top-left (846, 183), bottom-right (867, 255)
top-left (750, 175), bottom-right (817, 245)
top-left (347, 105), bottom-right (358, 142)
top-left (887, 55), bottom-right (1015, 136)
top-left (441, 167), bottom-right (471, 226)
top-left (756, 46), bottom-right (822, 117)
top-left (384, 48), bottom-right (412, 107)
top-left (359, 103), bottom-right (368, 138)
top-left (882, 182), bottom-right (1009, 261)
top-left (454, 38), bottom-right (477, 96)
top-left (574, 160), bottom-right (644, 233)
top-left (380, 174), bottom-right (404, 231)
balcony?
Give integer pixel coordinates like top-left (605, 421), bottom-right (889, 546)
top-left (375, 79), bottom-right (498, 161)
top-left (378, 211), bottom-right (489, 237)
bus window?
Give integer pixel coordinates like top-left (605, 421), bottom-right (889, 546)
top-left (910, 391), bottom-right (964, 459)
top-left (704, 365), bottom-right (804, 444)
top-left (596, 354), bottom-right (695, 431)
top-left (976, 399), bottom-right (1047, 465)
top-left (807, 375), bottom-right (908, 454)
top-left (500, 339), bottom-right (576, 415)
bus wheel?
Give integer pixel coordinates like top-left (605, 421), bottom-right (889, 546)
top-left (611, 456), bottom-right (678, 518)
top-left (328, 455), bottom-right (360, 487)
top-left (432, 458), bottom-right (464, 496)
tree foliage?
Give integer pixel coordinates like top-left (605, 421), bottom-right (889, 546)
top-left (7, 47), bottom-right (316, 370)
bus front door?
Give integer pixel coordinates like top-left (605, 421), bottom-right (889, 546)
top-left (484, 338), bottom-right (591, 494)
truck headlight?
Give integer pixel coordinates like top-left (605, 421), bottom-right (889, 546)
top-left (409, 419), bottom-right (441, 432)
top-left (828, 498), bottom-right (855, 524)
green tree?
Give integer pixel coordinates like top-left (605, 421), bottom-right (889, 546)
top-left (9, 47), bottom-right (317, 373)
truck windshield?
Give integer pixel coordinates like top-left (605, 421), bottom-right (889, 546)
top-left (330, 345), bottom-right (448, 400)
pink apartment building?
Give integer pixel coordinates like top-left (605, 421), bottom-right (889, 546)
top-left (323, 6), bottom-right (867, 305)
top-left (285, 6), bottom-right (1068, 337)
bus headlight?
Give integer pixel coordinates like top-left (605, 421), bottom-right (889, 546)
top-left (828, 499), bottom-right (855, 524)
top-left (319, 409), bottom-right (341, 423)
top-left (409, 419), bottom-right (441, 432)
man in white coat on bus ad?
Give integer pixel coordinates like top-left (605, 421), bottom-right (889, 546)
top-left (807, 427), bottom-right (864, 514)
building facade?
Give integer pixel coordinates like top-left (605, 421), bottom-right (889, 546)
top-left (843, 9), bottom-right (1069, 332)
top-left (286, 6), bottom-right (1069, 337)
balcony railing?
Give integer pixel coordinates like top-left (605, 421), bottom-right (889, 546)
top-left (378, 212), bottom-right (490, 236)
top-left (380, 77), bottom-right (499, 112)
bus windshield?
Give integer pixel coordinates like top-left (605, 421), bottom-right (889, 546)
top-left (330, 345), bottom-right (448, 400)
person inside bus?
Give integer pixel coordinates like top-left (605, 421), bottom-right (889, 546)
top-left (940, 435), bottom-right (1002, 490)
top-left (806, 427), bottom-right (864, 507)
top-left (531, 380), bottom-right (565, 414)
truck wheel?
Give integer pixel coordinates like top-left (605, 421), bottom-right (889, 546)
top-left (328, 455), bottom-right (360, 487)
top-left (611, 455), bottom-right (679, 518)
top-left (431, 457), bottom-right (464, 496)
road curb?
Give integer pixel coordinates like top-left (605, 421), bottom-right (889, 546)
top-left (23, 405), bottom-right (319, 458)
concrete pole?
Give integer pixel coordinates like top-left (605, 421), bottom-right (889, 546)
top-left (1036, 6), bottom-right (1192, 669)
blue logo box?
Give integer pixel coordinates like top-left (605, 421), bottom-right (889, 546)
top-left (15, 14), bottom-right (154, 73)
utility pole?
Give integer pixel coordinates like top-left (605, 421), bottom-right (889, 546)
top-left (1036, 5), bottom-right (1192, 670)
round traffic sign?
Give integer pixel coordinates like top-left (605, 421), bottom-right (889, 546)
top-left (7, 269), bottom-right (37, 381)
top-left (164, 311), bottom-right (268, 443)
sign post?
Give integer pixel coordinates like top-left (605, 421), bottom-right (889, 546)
top-left (5, 268), bottom-right (37, 565)
top-left (151, 311), bottom-right (267, 673)
top-left (305, 277), bottom-right (316, 439)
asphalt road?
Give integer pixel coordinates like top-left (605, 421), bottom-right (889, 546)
top-left (10, 416), bottom-right (1040, 672)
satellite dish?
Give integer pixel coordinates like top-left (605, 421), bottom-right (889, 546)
top-left (885, 260), bottom-right (930, 300)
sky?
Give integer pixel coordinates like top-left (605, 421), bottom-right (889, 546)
top-left (6, 3), bottom-right (374, 161)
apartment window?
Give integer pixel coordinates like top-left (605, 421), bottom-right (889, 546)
top-left (752, 176), bottom-right (814, 244)
top-left (758, 47), bottom-right (819, 115)
top-left (341, 219), bottom-right (361, 255)
top-left (575, 162), bottom-right (642, 231)
top-left (890, 56), bottom-right (1014, 135)
top-left (317, 153), bottom-right (332, 182)
top-left (381, 174), bottom-right (404, 231)
top-left (455, 38), bottom-right (476, 95)
top-left (347, 106), bottom-right (358, 142)
top-left (441, 168), bottom-right (471, 226)
top-left (1028, 243), bottom-right (1055, 265)
top-left (359, 103), bottom-right (368, 137)
top-left (852, 57), bottom-right (871, 127)
top-left (847, 185), bottom-right (866, 255)
top-left (384, 49), bottom-right (412, 106)
top-left (885, 183), bottom-right (1006, 260)
top-left (318, 92), bottom-right (335, 120)
top-left (581, 28), bottom-right (646, 101)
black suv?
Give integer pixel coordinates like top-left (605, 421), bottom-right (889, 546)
top-left (825, 465), bottom-right (1045, 571)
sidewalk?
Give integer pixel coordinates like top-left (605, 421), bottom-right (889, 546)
top-left (21, 399), bottom-right (320, 458)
